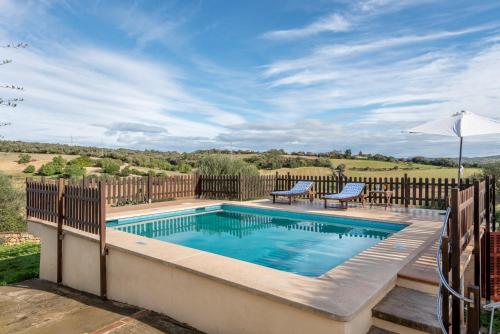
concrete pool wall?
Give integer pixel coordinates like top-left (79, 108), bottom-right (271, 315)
top-left (28, 201), bottom-right (442, 334)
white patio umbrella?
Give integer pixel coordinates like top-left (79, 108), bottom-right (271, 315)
top-left (408, 110), bottom-right (500, 186)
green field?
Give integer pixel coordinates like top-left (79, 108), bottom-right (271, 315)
top-left (0, 151), bottom-right (484, 183)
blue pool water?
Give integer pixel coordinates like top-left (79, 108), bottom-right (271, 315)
top-left (107, 205), bottom-right (405, 277)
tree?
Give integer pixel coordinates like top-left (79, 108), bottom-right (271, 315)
top-left (198, 155), bottom-right (258, 176)
top-left (0, 173), bottom-right (25, 232)
top-left (337, 163), bottom-right (346, 173)
top-left (1, 43), bottom-right (27, 119)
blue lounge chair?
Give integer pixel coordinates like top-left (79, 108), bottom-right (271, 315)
top-left (322, 183), bottom-right (365, 210)
top-left (271, 180), bottom-right (314, 205)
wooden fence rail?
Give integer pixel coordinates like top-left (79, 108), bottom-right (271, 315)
top-left (72, 174), bottom-right (199, 206)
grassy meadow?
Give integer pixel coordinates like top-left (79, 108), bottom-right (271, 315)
top-left (0, 151), bottom-right (484, 186)
top-left (260, 158), bottom-right (481, 179)
top-left (0, 243), bottom-right (40, 285)
top-left (0, 152), bottom-right (185, 188)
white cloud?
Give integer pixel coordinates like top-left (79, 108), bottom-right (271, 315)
top-left (264, 26), bottom-right (493, 77)
top-left (357, 0), bottom-right (432, 12)
top-left (262, 14), bottom-right (351, 40)
top-left (0, 44), bottom-right (243, 146)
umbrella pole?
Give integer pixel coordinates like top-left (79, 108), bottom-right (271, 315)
top-left (457, 136), bottom-right (463, 188)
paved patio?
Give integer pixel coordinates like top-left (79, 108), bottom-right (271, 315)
top-left (107, 197), bottom-right (445, 222)
top-left (0, 280), bottom-right (203, 334)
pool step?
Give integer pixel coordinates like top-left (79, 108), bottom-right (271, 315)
top-left (396, 238), bottom-right (439, 295)
top-left (372, 287), bottom-right (440, 334)
top-left (367, 326), bottom-right (397, 334)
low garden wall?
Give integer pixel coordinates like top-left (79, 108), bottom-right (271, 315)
top-left (0, 232), bottom-right (39, 246)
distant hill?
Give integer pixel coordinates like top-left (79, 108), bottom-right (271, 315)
top-left (462, 156), bottom-right (500, 164)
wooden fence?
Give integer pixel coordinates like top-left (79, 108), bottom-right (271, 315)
top-left (275, 173), bottom-right (471, 209)
top-left (70, 175), bottom-right (199, 206)
top-left (439, 176), bottom-right (496, 333)
top-left (47, 173), bottom-right (483, 208)
top-left (26, 178), bottom-right (107, 298)
top-left (198, 175), bottom-right (275, 200)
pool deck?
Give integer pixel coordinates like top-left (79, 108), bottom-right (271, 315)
top-left (103, 198), bottom-right (443, 322)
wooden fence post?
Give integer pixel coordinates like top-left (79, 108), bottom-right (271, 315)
top-left (287, 172), bottom-right (291, 190)
top-left (493, 176), bottom-right (497, 232)
top-left (404, 173), bottom-right (410, 208)
top-left (486, 176), bottom-right (492, 301)
top-left (147, 173), bottom-right (153, 203)
top-left (473, 181), bottom-right (481, 294)
top-left (466, 285), bottom-right (480, 333)
top-left (57, 178), bottom-right (64, 284)
top-left (238, 174), bottom-right (242, 201)
top-left (275, 171), bottom-right (279, 191)
top-left (98, 181), bottom-right (107, 299)
top-left (450, 188), bottom-right (461, 333)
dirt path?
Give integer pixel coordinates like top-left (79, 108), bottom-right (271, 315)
top-left (0, 280), bottom-right (203, 334)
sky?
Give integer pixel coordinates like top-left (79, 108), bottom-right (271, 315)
top-left (1, 0), bottom-right (500, 157)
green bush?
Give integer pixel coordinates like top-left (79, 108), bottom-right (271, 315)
top-left (483, 162), bottom-right (500, 198)
top-left (313, 157), bottom-right (333, 168)
top-left (63, 164), bottom-right (86, 179)
top-left (39, 155), bottom-right (67, 176)
top-left (23, 165), bottom-right (35, 173)
top-left (38, 162), bottom-right (57, 176)
top-left (51, 155), bottom-right (66, 173)
top-left (17, 153), bottom-right (31, 164)
top-left (130, 168), bottom-right (147, 176)
top-left (68, 155), bottom-right (94, 168)
top-left (118, 166), bottom-right (131, 177)
top-left (177, 163), bottom-right (192, 174)
top-left (198, 155), bottom-right (259, 176)
top-left (0, 173), bottom-right (25, 232)
top-left (98, 158), bottom-right (121, 174)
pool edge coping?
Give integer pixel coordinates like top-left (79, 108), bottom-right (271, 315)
top-left (29, 201), bottom-right (442, 322)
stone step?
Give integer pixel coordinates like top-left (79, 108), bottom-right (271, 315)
top-left (372, 287), bottom-right (440, 334)
top-left (398, 238), bottom-right (439, 286)
top-left (367, 326), bottom-right (397, 334)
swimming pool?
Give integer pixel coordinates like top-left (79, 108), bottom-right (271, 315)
top-left (107, 205), bottom-right (406, 277)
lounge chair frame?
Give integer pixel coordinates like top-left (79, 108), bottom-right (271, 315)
top-left (322, 183), bottom-right (366, 210)
top-left (271, 181), bottom-right (315, 205)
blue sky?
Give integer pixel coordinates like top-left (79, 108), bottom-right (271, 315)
top-left (1, 0), bottom-right (500, 157)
